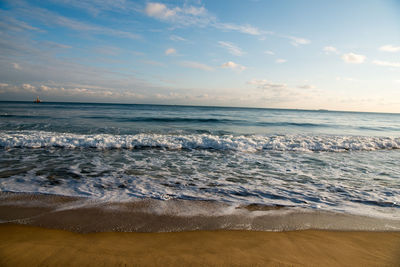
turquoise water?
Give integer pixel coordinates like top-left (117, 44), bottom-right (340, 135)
top-left (0, 101), bottom-right (400, 220)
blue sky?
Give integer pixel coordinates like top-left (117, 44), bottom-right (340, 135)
top-left (0, 0), bottom-right (399, 112)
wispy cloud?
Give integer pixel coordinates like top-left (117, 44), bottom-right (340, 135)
top-left (276, 59), bottom-right (287, 64)
top-left (323, 46), bottom-right (339, 54)
top-left (47, 0), bottom-right (134, 16)
top-left (372, 60), bottom-right (400, 68)
top-left (218, 41), bottom-right (244, 56)
top-left (215, 23), bottom-right (266, 36)
top-left (342, 53), bottom-right (366, 64)
top-left (54, 14), bottom-right (141, 39)
top-left (180, 61), bottom-right (214, 71)
top-left (283, 35), bottom-right (311, 46)
top-left (297, 84), bottom-right (316, 89)
top-left (170, 35), bottom-right (187, 42)
top-left (43, 41), bottom-right (72, 49)
top-left (0, 82), bottom-right (135, 99)
top-left (144, 2), bottom-right (267, 36)
top-left (264, 50), bottom-right (274, 55)
top-left (248, 79), bottom-right (287, 89)
top-left (145, 2), bottom-right (180, 19)
top-left (94, 45), bottom-right (121, 56)
top-left (22, 83), bottom-right (36, 92)
top-left (143, 1), bottom-right (313, 48)
top-left (221, 61), bottom-right (246, 71)
top-left (141, 60), bottom-right (166, 67)
top-left (165, 48), bottom-right (176, 55)
top-left (144, 2), bottom-right (212, 27)
top-left (7, 3), bottom-right (141, 40)
top-left (379, 45), bottom-right (400, 53)
top-left (0, 15), bottom-right (42, 32)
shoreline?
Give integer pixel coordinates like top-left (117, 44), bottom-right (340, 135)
top-left (1, 192), bottom-right (400, 233)
top-left (1, 223), bottom-right (399, 266)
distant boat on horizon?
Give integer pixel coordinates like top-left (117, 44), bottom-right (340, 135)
top-left (34, 96), bottom-right (41, 103)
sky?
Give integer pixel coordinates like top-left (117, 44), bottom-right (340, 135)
top-left (0, 0), bottom-right (400, 112)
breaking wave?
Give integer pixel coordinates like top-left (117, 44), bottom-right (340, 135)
top-left (1, 131), bottom-right (399, 152)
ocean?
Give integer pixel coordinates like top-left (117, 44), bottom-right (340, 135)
top-left (1, 101), bottom-right (400, 232)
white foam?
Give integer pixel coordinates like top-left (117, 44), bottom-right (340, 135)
top-left (1, 131), bottom-right (399, 152)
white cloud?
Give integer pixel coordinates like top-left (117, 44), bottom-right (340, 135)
top-left (284, 36), bottom-right (311, 46)
top-left (323, 46), bottom-right (339, 54)
top-left (22, 83), bottom-right (36, 92)
top-left (264, 50), bottom-right (274, 55)
top-left (372, 60), bottom-right (400, 68)
top-left (221, 61), bottom-right (246, 71)
top-left (144, 2), bottom-right (211, 27)
top-left (342, 53), bottom-right (366, 64)
top-left (6, 82), bottom-right (134, 99)
top-left (276, 59), bottom-right (287, 64)
top-left (180, 61), bottom-right (214, 71)
top-left (297, 84), bottom-right (316, 89)
top-left (379, 45), bottom-right (400, 53)
top-left (215, 23), bottom-right (265, 36)
top-left (165, 48), bottom-right (176, 55)
top-left (40, 85), bottom-right (53, 92)
top-left (144, 2), bottom-right (267, 36)
top-left (248, 79), bottom-right (287, 89)
top-left (145, 2), bottom-right (178, 19)
top-left (12, 62), bottom-right (21, 70)
top-left (218, 41), bottom-right (244, 56)
top-left (184, 5), bottom-right (207, 16)
top-left (143, 1), bottom-right (313, 48)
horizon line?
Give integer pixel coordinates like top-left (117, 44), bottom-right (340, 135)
top-left (1, 100), bottom-right (399, 115)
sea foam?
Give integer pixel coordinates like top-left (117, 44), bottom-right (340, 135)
top-left (1, 131), bottom-right (399, 152)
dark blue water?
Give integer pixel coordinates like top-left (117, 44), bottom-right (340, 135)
top-left (1, 101), bottom-right (400, 136)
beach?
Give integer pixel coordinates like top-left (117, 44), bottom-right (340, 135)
top-left (1, 224), bottom-right (399, 266)
top-left (1, 192), bottom-right (400, 266)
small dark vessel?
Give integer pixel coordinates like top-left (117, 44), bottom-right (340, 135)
top-left (34, 96), bottom-right (41, 103)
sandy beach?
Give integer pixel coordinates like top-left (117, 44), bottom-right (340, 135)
top-left (0, 223), bottom-right (399, 266)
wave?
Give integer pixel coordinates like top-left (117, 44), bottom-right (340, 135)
top-left (255, 121), bottom-right (329, 128)
top-left (82, 116), bottom-right (334, 128)
top-left (1, 131), bottom-right (399, 152)
top-left (83, 115), bottom-right (332, 126)
top-left (117, 117), bottom-right (238, 124)
top-left (0, 114), bottom-right (51, 119)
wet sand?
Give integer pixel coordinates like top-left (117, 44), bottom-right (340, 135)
top-left (2, 192), bottom-right (400, 233)
top-left (0, 223), bottom-right (399, 266)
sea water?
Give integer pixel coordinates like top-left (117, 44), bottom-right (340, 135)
top-left (0, 101), bottom-right (399, 226)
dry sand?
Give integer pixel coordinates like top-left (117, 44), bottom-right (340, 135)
top-left (0, 223), bottom-right (399, 266)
